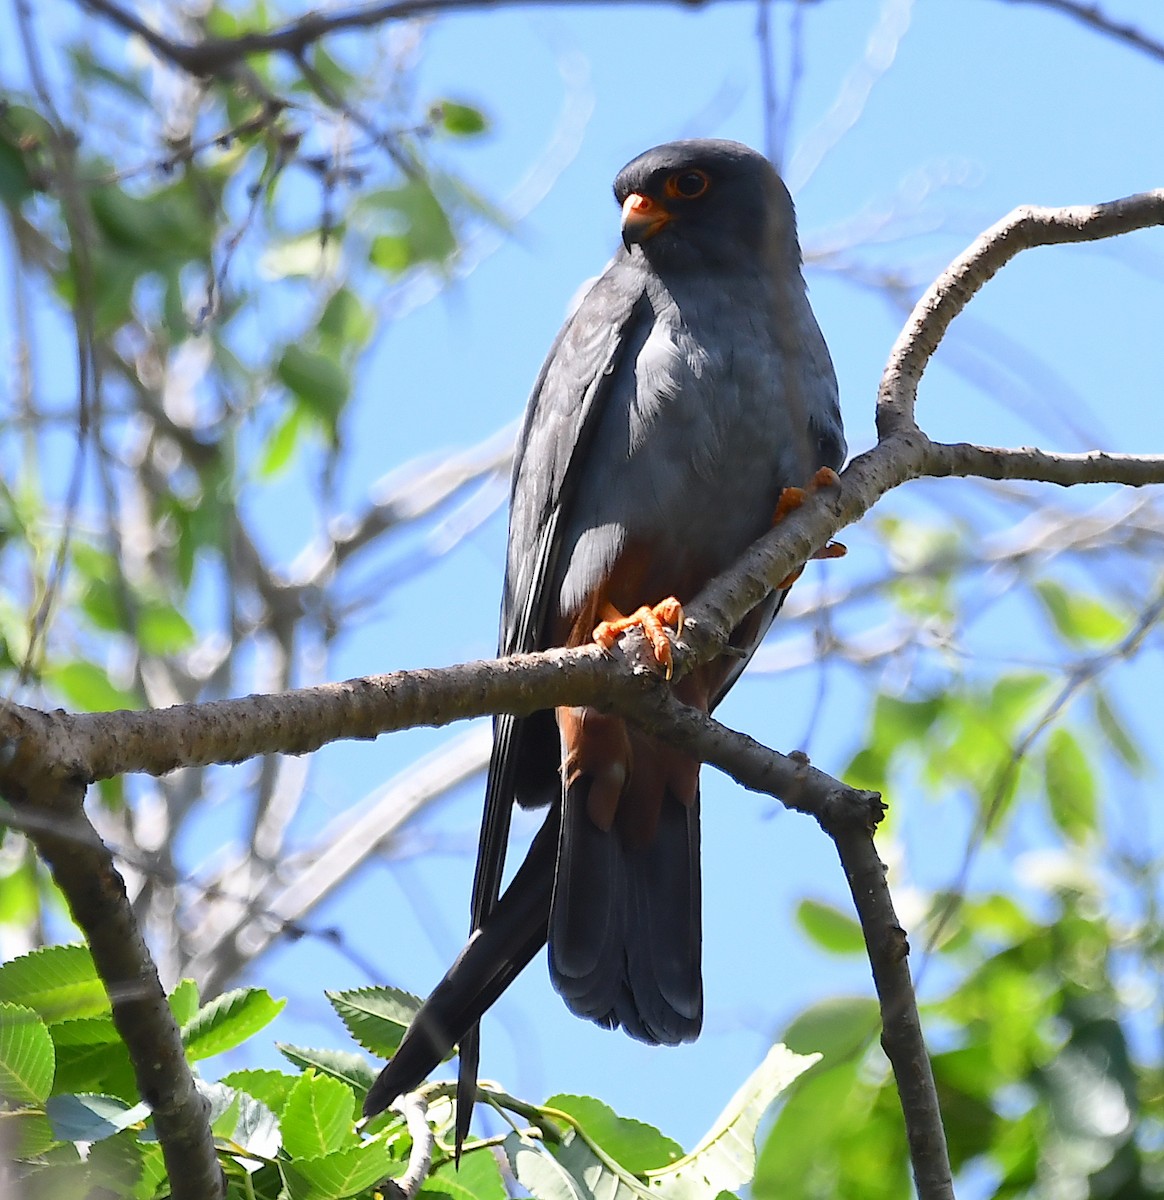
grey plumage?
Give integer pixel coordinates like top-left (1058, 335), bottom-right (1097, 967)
top-left (364, 139), bottom-right (845, 1145)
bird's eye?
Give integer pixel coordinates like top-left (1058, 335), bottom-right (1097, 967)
top-left (664, 169), bottom-right (710, 200)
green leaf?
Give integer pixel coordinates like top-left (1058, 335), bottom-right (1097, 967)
top-left (782, 997), bottom-right (881, 1063)
top-left (431, 100), bottom-right (489, 136)
top-left (318, 287), bottom-right (375, 352)
top-left (167, 978), bottom-right (199, 1027)
top-left (258, 406), bottom-right (307, 478)
top-left (419, 1147), bottom-right (507, 1198)
top-left (549, 1129), bottom-right (654, 1200)
top-left (796, 899), bottom-right (866, 955)
top-left (0, 142), bottom-right (33, 207)
top-left (137, 602), bottom-right (195, 655)
top-left (1044, 728), bottom-right (1098, 843)
top-left (1092, 689), bottom-right (1143, 772)
top-left (221, 1068), bottom-right (299, 1115)
top-left (45, 660), bottom-right (140, 712)
top-left (505, 1134), bottom-right (589, 1200)
top-left (203, 1082), bottom-right (281, 1168)
top-left (326, 987), bottom-right (420, 1059)
top-left (0, 1001), bottom-right (54, 1103)
top-left (281, 1071), bottom-right (356, 1158)
top-left (752, 1058), bottom-right (862, 1197)
top-left (181, 987), bottom-right (285, 1061)
top-left (276, 344), bottom-right (350, 426)
top-left (546, 1094), bottom-right (682, 1173)
top-left (277, 1044), bottom-right (379, 1093)
top-left (1035, 579), bottom-right (1126, 647)
top-left (1, 1109), bottom-right (57, 1157)
top-left (643, 1044), bottom-right (819, 1197)
top-left (284, 1139), bottom-right (398, 1199)
top-left (0, 944), bottom-right (108, 1023)
top-left (365, 181), bottom-right (456, 272)
top-left (52, 1039), bottom-right (137, 1102)
top-left (49, 1015), bottom-right (120, 1046)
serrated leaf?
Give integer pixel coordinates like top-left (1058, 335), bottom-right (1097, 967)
top-left (181, 987), bottom-right (284, 1061)
top-left (0, 1001), bottom-right (54, 1103)
top-left (643, 1044), bottom-right (819, 1198)
top-left (551, 1129), bottom-right (654, 1200)
top-left (48, 1015), bottom-right (120, 1046)
top-left (752, 1057), bottom-right (861, 1196)
top-left (167, 978), bottom-right (199, 1027)
top-left (506, 1134), bottom-right (589, 1200)
top-left (222, 1068), bottom-right (299, 1115)
top-left (212, 1084), bottom-right (281, 1169)
top-left (419, 1148), bottom-right (507, 1199)
top-left (45, 1093), bottom-right (150, 1142)
top-left (326, 986), bottom-right (420, 1058)
top-left (277, 1044), bottom-right (379, 1092)
top-left (545, 1094), bottom-right (681, 1173)
top-left (285, 1139), bottom-right (398, 1199)
top-left (795, 899), bottom-right (866, 955)
top-left (281, 1072), bottom-right (356, 1158)
top-left (1044, 728), bottom-right (1098, 844)
top-left (0, 944), bottom-right (108, 1022)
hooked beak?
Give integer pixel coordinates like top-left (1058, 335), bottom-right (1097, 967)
top-left (621, 192), bottom-right (673, 248)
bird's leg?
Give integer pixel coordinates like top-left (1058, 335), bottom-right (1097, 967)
top-left (593, 596), bottom-right (684, 678)
top-left (772, 466), bottom-right (846, 589)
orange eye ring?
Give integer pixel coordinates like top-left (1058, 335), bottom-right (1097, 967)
top-left (663, 169), bottom-right (710, 200)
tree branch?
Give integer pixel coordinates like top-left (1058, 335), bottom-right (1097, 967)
top-left (877, 189), bottom-right (1164, 438)
top-left (1, 775), bottom-right (222, 1200)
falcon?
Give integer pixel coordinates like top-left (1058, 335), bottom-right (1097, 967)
top-left (363, 139), bottom-right (846, 1144)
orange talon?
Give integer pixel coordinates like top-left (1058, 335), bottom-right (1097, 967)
top-left (593, 596), bottom-right (684, 679)
top-left (771, 485), bottom-right (807, 525)
top-left (814, 541), bottom-right (847, 561)
top-left (813, 466), bottom-right (841, 489)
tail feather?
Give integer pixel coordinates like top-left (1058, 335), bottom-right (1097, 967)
top-left (362, 813), bottom-right (557, 1117)
top-left (549, 776), bottom-right (702, 1045)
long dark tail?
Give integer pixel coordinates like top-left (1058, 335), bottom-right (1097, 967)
top-left (362, 812), bottom-right (558, 1118)
top-left (548, 777), bottom-right (702, 1045)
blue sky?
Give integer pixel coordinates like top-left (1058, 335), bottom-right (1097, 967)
top-left (5, 0), bottom-right (1164, 1164)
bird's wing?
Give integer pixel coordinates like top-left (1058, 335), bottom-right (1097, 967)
top-left (455, 264), bottom-right (649, 1151)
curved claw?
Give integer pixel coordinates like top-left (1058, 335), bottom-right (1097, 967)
top-left (593, 596), bottom-right (684, 679)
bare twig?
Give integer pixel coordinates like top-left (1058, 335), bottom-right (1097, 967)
top-left (1003, 0), bottom-right (1164, 63)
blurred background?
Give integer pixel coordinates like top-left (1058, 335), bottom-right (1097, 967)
top-left (1, 1), bottom-right (1163, 1194)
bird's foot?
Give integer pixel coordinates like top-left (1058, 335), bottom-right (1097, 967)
top-left (772, 467), bottom-right (846, 589)
top-left (593, 597), bottom-right (684, 679)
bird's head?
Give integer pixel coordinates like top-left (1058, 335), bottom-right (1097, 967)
top-left (612, 139), bottom-right (799, 275)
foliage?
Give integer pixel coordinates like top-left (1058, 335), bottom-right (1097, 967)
top-left (0, 943), bottom-right (815, 1199)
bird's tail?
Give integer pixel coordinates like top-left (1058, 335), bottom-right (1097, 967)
top-left (362, 813), bottom-right (557, 1118)
top-left (548, 769), bottom-right (703, 1045)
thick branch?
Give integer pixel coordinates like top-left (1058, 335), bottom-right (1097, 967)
top-left (2, 777), bottom-right (222, 1200)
